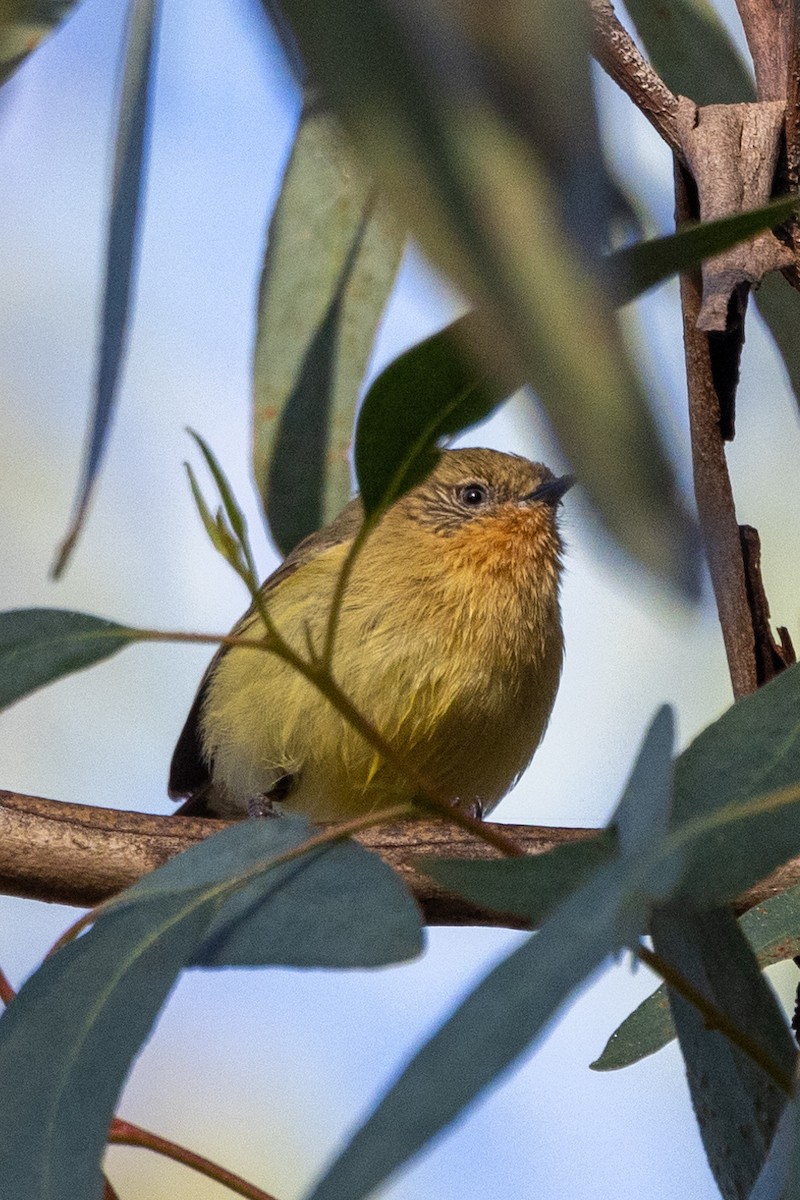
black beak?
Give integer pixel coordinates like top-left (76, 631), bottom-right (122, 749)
top-left (524, 474), bottom-right (575, 507)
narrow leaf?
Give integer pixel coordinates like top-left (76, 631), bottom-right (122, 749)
top-left (253, 94), bottom-right (403, 555)
top-left (609, 196), bottom-right (799, 306)
top-left (276, 0), bottom-right (699, 595)
top-left (0, 609), bottom-right (137, 711)
top-left (113, 814), bottom-right (424, 969)
top-left (184, 463), bottom-right (236, 565)
top-left (416, 834), bottom-right (616, 926)
top-left (611, 705), bottom-right (674, 858)
top-left (188, 429), bottom-right (251, 553)
top-left (354, 312), bottom-right (511, 516)
top-left (0, 1), bottom-right (80, 85)
top-left (651, 905), bottom-right (795, 1200)
top-left (590, 980), bottom-right (675, 1072)
top-left (0, 817), bottom-right (422, 1200)
top-left (593, 882), bottom-right (800, 1072)
top-left (622, 0), bottom-right (755, 105)
top-left (306, 855), bottom-right (649, 1200)
top-left (749, 1097), bottom-right (800, 1200)
top-left (52, 0), bottom-right (159, 576)
top-left (0, 896), bottom-right (211, 1200)
top-left (666, 662), bottom-right (800, 902)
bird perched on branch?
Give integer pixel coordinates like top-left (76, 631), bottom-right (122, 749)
top-left (169, 448), bottom-right (572, 822)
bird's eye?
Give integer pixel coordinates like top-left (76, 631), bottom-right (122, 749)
top-left (458, 483), bottom-right (489, 507)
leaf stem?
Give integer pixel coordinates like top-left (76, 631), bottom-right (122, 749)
top-left (109, 1117), bottom-right (281, 1200)
top-left (634, 942), bottom-right (794, 1095)
top-left (321, 518), bottom-right (373, 670)
top-left (0, 965), bottom-right (16, 1006)
top-left (46, 908), bottom-right (104, 960)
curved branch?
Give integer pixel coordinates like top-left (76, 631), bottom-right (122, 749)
top-left (0, 789), bottom-right (793, 929)
top-left (589, 0), bottom-right (684, 161)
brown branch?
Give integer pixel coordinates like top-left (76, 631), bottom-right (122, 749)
top-left (674, 161), bottom-right (759, 697)
top-left (675, 98), bottom-right (792, 330)
top-left (735, 0), bottom-right (793, 102)
top-left (589, 0), bottom-right (684, 161)
top-left (740, 525), bottom-right (797, 683)
top-left (0, 788), bottom-right (795, 929)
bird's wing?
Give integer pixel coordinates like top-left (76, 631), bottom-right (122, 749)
top-left (168, 498), bottom-right (364, 801)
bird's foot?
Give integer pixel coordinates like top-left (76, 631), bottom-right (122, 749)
top-left (247, 794), bottom-right (282, 819)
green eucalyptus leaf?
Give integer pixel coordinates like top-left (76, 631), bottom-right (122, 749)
top-left (0, 0), bottom-right (80, 84)
top-left (611, 705), bottom-right (674, 858)
top-left (253, 95), bottom-right (403, 555)
top-left (0, 817), bottom-right (422, 1200)
top-left (354, 312), bottom-right (510, 516)
top-left (306, 853), bottom-right (650, 1200)
top-left (590, 980), bottom-right (675, 1072)
top-left (749, 1097), bottom-right (800, 1200)
top-left (188, 429), bottom-right (251, 554)
top-left (53, 0), bottom-right (160, 577)
top-left (650, 905), bottom-right (795, 1200)
top-left (276, 0), bottom-right (698, 595)
top-left (416, 833), bottom-right (616, 925)
top-left (610, 196), bottom-right (799, 306)
top-left (594, 883), bottom-right (800, 1072)
top-left (668, 663), bottom-right (800, 903)
top-left (0, 896), bottom-right (211, 1200)
top-left (622, 0), bottom-right (755, 105)
top-left (0, 609), bottom-right (138, 711)
top-left (113, 814), bottom-right (424, 969)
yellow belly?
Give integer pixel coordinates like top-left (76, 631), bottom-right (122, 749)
top-left (200, 523), bottom-right (563, 821)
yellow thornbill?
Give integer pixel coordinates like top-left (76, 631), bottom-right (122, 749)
top-left (170, 448), bottom-right (572, 821)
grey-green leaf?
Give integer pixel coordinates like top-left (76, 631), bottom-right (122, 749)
top-left (276, 0), bottom-right (699, 595)
top-left (650, 905), bottom-right (794, 1200)
top-left (253, 95), bottom-right (403, 555)
top-left (186, 819), bottom-right (424, 969)
top-left (609, 196), bottom-right (799, 306)
top-left (354, 312), bottom-right (512, 516)
top-left (0, 895), bottom-right (211, 1200)
top-left (306, 854), bottom-right (649, 1200)
top-left (112, 814), bottom-right (424, 969)
top-left (53, 0), bottom-right (160, 577)
top-left (611, 705), bottom-right (674, 858)
top-left (0, 609), bottom-right (138, 711)
top-left (669, 663), bottom-right (800, 902)
top-left (0, 816), bottom-right (422, 1200)
top-left (0, 0), bottom-right (80, 85)
top-left (593, 882), bottom-right (800, 1072)
top-left (750, 1098), bottom-right (800, 1200)
top-left (622, 0), bottom-right (755, 105)
top-left (416, 834), bottom-right (616, 926)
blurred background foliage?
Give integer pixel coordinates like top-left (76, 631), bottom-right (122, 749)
top-left (1, 0), bottom-right (800, 1197)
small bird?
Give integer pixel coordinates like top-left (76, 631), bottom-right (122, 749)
top-left (169, 448), bottom-right (572, 822)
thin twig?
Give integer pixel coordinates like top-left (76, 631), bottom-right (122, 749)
top-left (46, 908), bottom-right (104, 959)
top-left (109, 1117), bottom-right (281, 1200)
top-left (635, 942), bottom-right (794, 1095)
top-left (589, 0), bottom-right (684, 161)
top-left (322, 518), bottom-right (372, 670)
top-left (0, 965), bottom-right (16, 1006)
top-left (102, 1178), bottom-right (122, 1200)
